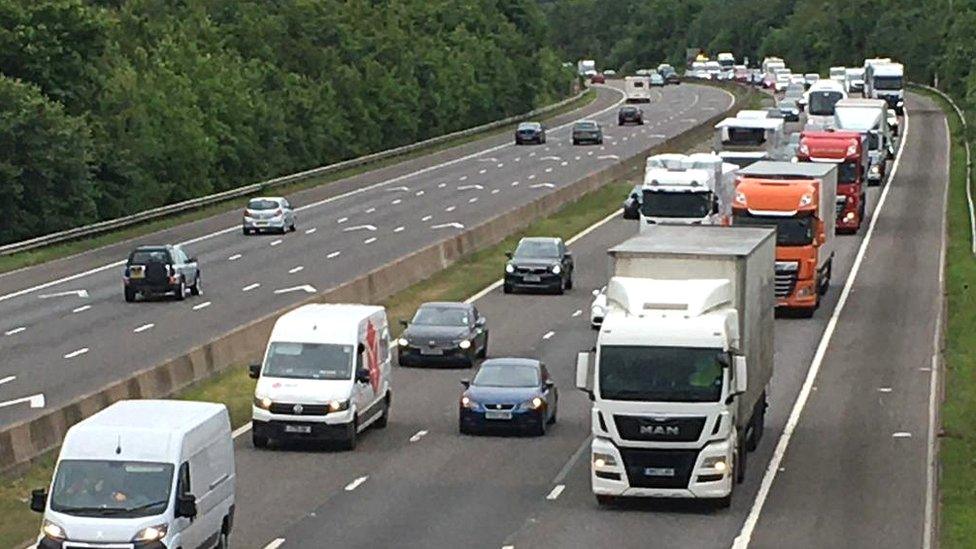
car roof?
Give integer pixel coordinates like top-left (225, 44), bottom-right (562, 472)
top-left (575, 120), bottom-right (598, 126)
top-left (519, 236), bottom-right (561, 245)
top-left (250, 196), bottom-right (283, 202)
top-left (518, 122), bottom-right (540, 129)
top-left (480, 358), bottom-right (541, 369)
top-left (419, 301), bottom-right (470, 310)
top-left (132, 245), bottom-right (171, 252)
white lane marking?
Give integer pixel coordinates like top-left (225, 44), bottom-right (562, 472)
top-left (497, 163), bottom-right (504, 168)
top-left (648, 133), bottom-right (666, 138)
top-left (587, 151), bottom-right (594, 156)
top-left (342, 224), bottom-right (377, 232)
top-left (393, 226), bottom-right (405, 233)
top-left (228, 254), bottom-right (242, 261)
top-left (478, 157), bottom-right (497, 163)
top-left (439, 183), bottom-right (447, 188)
top-left (39, 289), bottom-right (89, 299)
top-left (545, 167), bottom-right (553, 173)
top-left (432, 222), bottom-right (465, 230)
top-left (4, 327), bottom-right (26, 336)
top-left (469, 197), bottom-right (478, 204)
top-left (531, 183), bottom-right (555, 189)
top-left (514, 157), bottom-right (520, 162)
top-left (192, 301), bottom-right (212, 311)
top-left (326, 251), bottom-right (341, 259)
top-left (458, 184), bottom-right (484, 191)
top-left (409, 430), bottom-right (429, 442)
top-left (242, 283), bottom-right (261, 292)
top-left (263, 539), bottom-right (286, 549)
top-left (391, 199), bottom-right (402, 205)
top-left (491, 189), bottom-right (500, 194)
top-left (344, 475), bottom-right (369, 491)
top-left (572, 310), bottom-right (582, 317)
top-left (529, 151), bottom-right (536, 157)
top-left (546, 484), bottom-right (565, 500)
top-left (542, 331), bottom-right (555, 340)
top-left (364, 237), bottom-right (378, 245)
top-left (597, 154), bottom-right (620, 161)
top-left (511, 181), bottom-right (520, 187)
top-left (133, 323), bottom-right (154, 333)
top-left (459, 175), bottom-right (468, 181)
top-left (893, 432), bottom-right (913, 438)
top-left (877, 387), bottom-right (893, 393)
top-left (416, 190), bottom-right (425, 196)
top-left (0, 393), bottom-right (44, 410)
top-left (270, 239), bottom-right (283, 246)
top-left (72, 305), bottom-right (91, 313)
top-left (560, 161), bottom-right (568, 166)
top-left (366, 207), bottom-right (376, 214)
top-left (479, 169), bottom-right (487, 174)
top-left (304, 228), bottom-right (317, 235)
top-left (422, 215), bottom-right (433, 222)
top-left (574, 156), bottom-right (581, 161)
top-left (0, 375), bottom-right (15, 386)
top-left (288, 266), bottom-right (304, 274)
top-left (445, 206), bottom-right (456, 212)
top-left (387, 186), bottom-right (410, 192)
top-left (733, 92), bottom-right (911, 549)
top-left (0, 87), bottom-right (635, 307)
top-left (64, 348), bottom-right (89, 359)
top-left (274, 285), bottom-right (318, 295)
top-left (337, 217), bottom-right (348, 224)
top-left (539, 155), bottom-right (562, 161)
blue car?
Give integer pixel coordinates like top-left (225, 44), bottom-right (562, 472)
top-left (459, 358), bottom-right (558, 436)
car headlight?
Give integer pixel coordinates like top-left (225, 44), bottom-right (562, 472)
top-left (505, 264), bottom-right (515, 274)
top-left (702, 456), bottom-right (728, 473)
top-left (397, 337), bottom-right (409, 347)
top-left (253, 395), bottom-right (272, 410)
top-left (328, 399), bottom-right (350, 412)
top-left (459, 339), bottom-right (472, 350)
top-left (461, 395), bottom-right (478, 409)
top-left (520, 396), bottom-right (544, 410)
top-left (133, 523), bottom-right (168, 542)
top-left (593, 452), bottom-right (617, 468)
top-left (551, 264), bottom-right (561, 275)
top-left (870, 165), bottom-right (880, 174)
top-left (42, 520), bottom-right (67, 540)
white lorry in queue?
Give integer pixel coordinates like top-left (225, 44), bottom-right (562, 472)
top-left (639, 153), bottom-right (738, 229)
top-left (576, 226), bottom-right (776, 507)
top-left (833, 98), bottom-right (894, 184)
top-left (713, 116), bottom-right (787, 168)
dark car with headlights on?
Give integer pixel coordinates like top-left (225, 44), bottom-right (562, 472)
top-left (503, 237), bottom-right (574, 294)
top-left (515, 122), bottom-right (546, 145)
top-left (778, 98), bottom-right (801, 122)
top-left (572, 120), bottom-right (604, 145)
top-left (123, 245), bottom-right (201, 302)
top-left (398, 302), bottom-right (488, 367)
top-left (618, 106), bottom-right (644, 126)
top-left (459, 358), bottom-right (557, 436)
top-left (622, 184), bottom-right (642, 219)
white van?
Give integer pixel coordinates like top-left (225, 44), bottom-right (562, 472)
top-left (30, 400), bottom-right (235, 549)
top-left (250, 304), bottom-right (393, 450)
top-left (624, 76), bottom-right (651, 103)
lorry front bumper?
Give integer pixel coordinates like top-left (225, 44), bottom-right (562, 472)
top-left (776, 278), bottom-right (818, 309)
top-left (590, 437), bottom-right (733, 500)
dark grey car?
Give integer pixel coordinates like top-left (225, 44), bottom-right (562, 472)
top-left (123, 245), bottom-right (201, 302)
top-left (572, 120), bottom-right (604, 145)
top-left (504, 237), bottom-right (574, 294)
top-left (398, 302), bottom-right (488, 367)
top-left (515, 122), bottom-right (546, 145)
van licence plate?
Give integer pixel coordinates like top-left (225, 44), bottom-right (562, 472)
top-left (485, 410), bottom-right (512, 420)
top-left (421, 348), bottom-right (443, 355)
top-left (644, 467), bottom-right (675, 477)
top-left (524, 275), bottom-right (541, 283)
top-left (284, 425), bottom-right (312, 434)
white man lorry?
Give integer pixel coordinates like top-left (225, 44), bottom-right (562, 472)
top-left (576, 226), bottom-right (776, 508)
top-left (714, 116), bottom-right (787, 168)
top-left (865, 62), bottom-right (904, 114)
top-left (834, 98), bottom-right (894, 184)
top-left (640, 153), bottom-right (738, 229)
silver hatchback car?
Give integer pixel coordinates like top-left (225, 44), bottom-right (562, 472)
top-left (242, 197), bottom-right (296, 235)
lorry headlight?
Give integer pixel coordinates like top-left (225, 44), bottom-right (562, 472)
top-left (253, 395), bottom-right (272, 410)
top-left (133, 524), bottom-right (168, 542)
top-left (505, 264), bottom-right (515, 274)
top-left (551, 264), bottom-right (561, 275)
top-left (459, 339), bottom-right (472, 350)
top-left (844, 212), bottom-right (856, 222)
top-left (397, 337), bottom-right (409, 347)
top-left (797, 286), bottom-right (815, 297)
top-left (593, 452), bottom-right (617, 468)
top-left (328, 399), bottom-right (350, 412)
top-left (702, 456), bottom-right (728, 473)
top-left (42, 520), bottom-right (67, 540)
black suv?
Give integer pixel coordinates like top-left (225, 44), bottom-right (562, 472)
top-left (503, 237), bottom-right (574, 294)
top-left (515, 122), bottom-right (546, 145)
top-left (123, 245), bottom-right (201, 302)
top-left (618, 106), bottom-right (644, 126)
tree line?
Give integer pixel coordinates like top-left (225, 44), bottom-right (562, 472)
top-left (0, 0), bottom-right (573, 245)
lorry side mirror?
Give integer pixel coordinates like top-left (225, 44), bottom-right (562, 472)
top-left (29, 488), bottom-right (46, 513)
top-left (576, 351), bottom-right (594, 394)
top-left (248, 364), bottom-right (261, 379)
top-left (733, 356), bottom-right (748, 396)
top-left (176, 493), bottom-right (197, 519)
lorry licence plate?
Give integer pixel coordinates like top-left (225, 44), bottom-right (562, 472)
top-left (284, 425), bottom-right (312, 434)
top-left (524, 275), bottom-right (541, 282)
top-left (644, 467), bottom-right (675, 477)
top-left (484, 410), bottom-right (512, 420)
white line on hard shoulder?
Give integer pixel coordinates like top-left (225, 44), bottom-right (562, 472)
top-left (546, 485), bottom-right (565, 500)
top-left (64, 348), bottom-right (89, 359)
top-left (72, 305), bottom-right (91, 313)
top-left (542, 331), bottom-right (555, 340)
top-left (288, 266), bottom-right (304, 274)
top-left (242, 283), bottom-right (261, 292)
top-left (733, 96), bottom-right (911, 549)
top-left (409, 429), bottom-right (429, 442)
top-left (228, 254), bottom-right (242, 261)
top-left (0, 376), bottom-right (15, 386)
top-left (327, 251), bottom-right (341, 259)
top-left (192, 301), bottom-right (212, 311)
top-left (4, 327), bottom-right (26, 336)
top-left (344, 475), bottom-right (369, 491)
top-left (133, 323), bottom-right (154, 333)
top-left (263, 539), bottom-right (286, 549)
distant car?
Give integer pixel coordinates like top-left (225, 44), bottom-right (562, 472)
top-left (504, 237), bottom-right (574, 294)
top-left (665, 72), bottom-right (681, 85)
top-left (590, 73), bottom-right (606, 84)
top-left (515, 122), bottom-right (546, 145)
top-left (603, 69), bottom-right (617, 77)
top-left (617, 106), bottom-right (644, 126)
top-left (649, 72), bottom-right (665, 87)
top-left (590, 287), bottom-right (607, 328)
top-left (790, 74), bottom-right (806, 89)
top-left (804, 73), bottom-right (820, 88)
top-left (459, 358), bottom-right (558, 436)
top-left (572, 120), bottom-right (604, 145)
top-left (622, 184), bottom-right (641, 219)
top-left (888, 109), bottom-right (900, 136)
top-left (786, 132), bottom-right (802, 160)
top-left (765, 107), bottom-right (785, 120)
top-left (123, 245), bottom-right (200, 302)
top-left (398, 302), bottom-right (488, 367)
top-left (635, 69), bottom-right (652, 76)
top-left (778, 98), bottom-right (800, 122)
top-left (243, 196), bottom-right (296, 235)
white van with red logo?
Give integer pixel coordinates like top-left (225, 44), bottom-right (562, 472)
top-left (249, 304), bottom-right (392, 450)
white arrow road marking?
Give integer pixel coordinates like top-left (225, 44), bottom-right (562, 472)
top-left (0, 376), bottom-right (15, 387)
top-left (228, 254), bottom-right (242, 261)
top-left (391, 199), bottom-right (402, 205)
top-left (344, 475), bottom-right (369, 491)
top-left (192, 301), bottom-right (212, 311)
top-left (39, 289), bottom-right (89, 299)
top-left (133, 323), bottom-right (154, 333)
top-left (343, 225), bottom-right (377, 232)
top-left (364, 237), bottom-right (377, 245)
top-left (326, 251), bottom-right (342, 259)
top-left (4, 327), bottom-right (26, 336)
top-left (432, 222), bottom-right (465, 230)
top-left (304, 228), bottom-right (317, 235)
top-left (409, 430), bottom-right (429, 442)
top-left (72, 305), bottom-right (91, 313)
top-left (422, 215), bottom-right (433, 222)
top-left (264, 539), bottom-right (285, 549)
top-left (531, 183), bottom-right (556, 189)
top-left (387, 186), bottom-right (410, 192)
top-left (598, 154), bottom-right (620, 160)
top-left (288, 266), bottom-right (304, 274)
top-left (274, 285), bottom-right (317, 295)
top-left (546, 485), bottom-right (565, 500)
top-left (393, 226), bottom-right (405, 233)
top-left (458, 184), bottom-right (484, 191)
top-left (0, 394), bottom-right (44, 410)
top-left (242, 283), bottom-right (261, 292)
top-left (337, 217), bottom-right (348, 224)
top-left (270, 239), bottom-right (283, 246)
top-left (64, 348), bottom-right (89, 359)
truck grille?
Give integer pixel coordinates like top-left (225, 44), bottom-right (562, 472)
top-left (613, 415), bottom-right (706, 442)
top-left (268, 402), bottom-right (330, 416)
top-left (835, 197), bottom-right (846, 218)
top-left (618, 448), bottom-right (699, 489)
top-left (775, 261), bottom-right (799, 298)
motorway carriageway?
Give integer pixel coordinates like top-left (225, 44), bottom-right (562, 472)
top-left (0, 83), bottom-right (733, 427)
top-left (231, 93), bottom-right (946, 548)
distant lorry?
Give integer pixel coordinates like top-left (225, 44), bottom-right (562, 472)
top-left (578, 59), bottom-right (597, 76)
top-left (845, 67), bottom-right (866, 95)
top-left (803, 80), bottom-right (847, 129)
top-left (576, 226), bottom-right (776, 508)
top-left (733, 161), bottom-right (838, 316)
top-left (829, 66), bottom-right (847, 84)
top-left (798, 130), bottom-right (869, 233)
top-left (714, 116), bottom-right (787, 168)
top-left (718, 52), bottom-right (736, 70)
top-left (833, 98), bottom-right (894, 184)
top-left (762, 57), bottom-right (786, 77)
top-left (866, 62), bottom-right (904, 114)
top-left (625, 76), bottom-right (652, 103)
top-left (639, 153), bottom-right (738, 228)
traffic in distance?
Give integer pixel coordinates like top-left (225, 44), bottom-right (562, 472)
top-left (27, 50), bottom-right (907, 548)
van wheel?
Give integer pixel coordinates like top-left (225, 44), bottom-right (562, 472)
top-left (375, 396), bottom-right (390, 429)
top-left (174, 279), bottom-right (186, 301)
top-left (596, 495), bottom-right (616, 506)
top-left (342, 418), bottom-right (358, 451)
top-left (252, 432), bottom-right (269, 449)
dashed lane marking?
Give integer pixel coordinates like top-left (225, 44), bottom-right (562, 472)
top-left (133, 323), bottom-right (154, 333)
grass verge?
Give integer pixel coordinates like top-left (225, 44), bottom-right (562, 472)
top-left (0, 90), bottom-right (597, 276)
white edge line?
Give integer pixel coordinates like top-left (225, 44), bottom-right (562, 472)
top-left (732, 96), bottom-right (911, 549)
top-left (546, 484), bottom-right (565, 500)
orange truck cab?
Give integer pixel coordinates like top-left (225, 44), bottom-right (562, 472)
top-left (797, 130), bottom-right (868, 233)
top-left (733, 161), bottom-right (837, 316)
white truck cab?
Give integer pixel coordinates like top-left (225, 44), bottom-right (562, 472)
top-left (867, 62), bottom-right (904, 114)
top-left (250, 304), bottom-right (393, 450)
top-left (834, 98), bottom-right (894, 183)
top-left (640, 153), bottom-right (737, 229)
top-left (714, 117), bottom-right (787, 168)
top-left (31, 400), bottom-right (235, 549)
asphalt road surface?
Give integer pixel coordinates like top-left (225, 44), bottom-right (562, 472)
top-left (0, 82), bottom-right (733, 427)
top-left (225, 93), bottom-right (945, 548)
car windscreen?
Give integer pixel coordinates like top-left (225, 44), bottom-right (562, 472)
top-left (262, 342), bottom-right (354, 380)
top-left (473, 363), bottom-right (539, 387)
top-left (574, 123), bottom-right (598, 131)
top-left (598, 346), bottom-right (724, 402)
top-left (514, 240), bottom-right (560, 259)
top-left (733, 212), bottom-right (815, 246)
top-left (129, 250), bottom-right (170, 265)
top-left (517, 124), bottom-right (539, 132)
top-left (874, 76), bottom-right (903, 90)
top-left (412, 306), bottom-right (469, 326)
top-left (641, 190), bottom-right (713, 218)
top-left (51, 460), bottom-right (174, 518)
top-left (808, 92), bottom-right (843, 116)
top-left (247, 199), bottom-right (279, 210)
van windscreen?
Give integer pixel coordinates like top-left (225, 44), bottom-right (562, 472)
top-left (51, 460), bottom-right (174, 518)
top-left (263, 342), bottom-right (354, 380)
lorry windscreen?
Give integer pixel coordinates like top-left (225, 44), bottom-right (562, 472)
top-left (808, 92), bottom-right (843, 116)
top-left (51, 460), bottom-right (174, 518)
top-left (723, 128), bottom-right (766, 147)
top-left (733, 212), bottom-right (815, 246)
top-left (874, 76), bottom-right (903, 90)
top-left (263, 342), bottom-right (354, 380)
top-left (838, 161), bottom-right (858, 183)
top-left (641, 190), bottom-right (713, 218)
top-left (598, 345), bottom-right (723, 403)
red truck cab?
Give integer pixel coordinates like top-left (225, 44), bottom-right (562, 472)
top-left (797, 131), bottom-right (868, 233)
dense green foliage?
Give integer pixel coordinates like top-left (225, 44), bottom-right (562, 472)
top-left (0, 0), bottom-right (572, 244)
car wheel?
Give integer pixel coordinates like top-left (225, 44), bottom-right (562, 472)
top-left (547, 404), bottom-right (557, 425)
top-left (190, 274), bottom-right (202, 296)
top-left (596, 495), bottom-right (616, 507)
top-left (124, 287), bottom-right (136, 303)
top-left (252, 432), bottom-right (269, 449)
top-left (566, 274), bottom-right (574, 290)
top-left (503, 283), bottom-right (513, 294)
top-left (174, 279), bottom-right (186, 301)
top-left (598, 138), bottom-right (604, 144)
top-left (477, 334), bottom-right (488, 358)
top-left (216, 528), bottom-right (229, 549)
top-left (534, 414), bottom-right (547, 436)
top-left (242, 227), bottom-right (250, 236)
top-left (572, 138), bottom-right (579, 146)
top-left (554, 279), bottom-right (565, 295)
top-left (459, 422), bottom-right (472, 435)
top-left (290, 222), bottom-right (296, 232)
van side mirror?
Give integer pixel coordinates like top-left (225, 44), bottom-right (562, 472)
top-left (176, 493), bottom-right (197, 519)
top-left (356, 368), bottom-right (371, 384)
top-left (733, 356), bottom-right (748, 395)
top-left (576, 351), bottom-right (594, 394)
top-left (248, 364), bottom-right (261, 379)
top-left (29, 488), bottom-right (46, 513)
